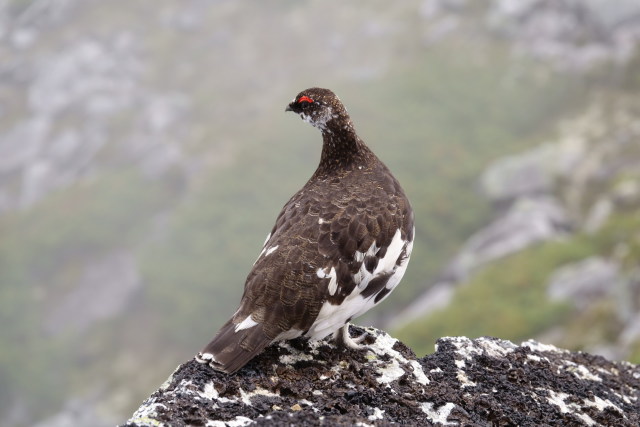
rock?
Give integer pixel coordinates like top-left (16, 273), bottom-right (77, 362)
top-left (620, 313), bottom-right (640, 348)
top-left (424, 0), bottom-right (640, 72)
top-left (584, 197), bottom-right (614, 234)
top-left (481, 140), bottom-right (586, 203)
top-left (547, 257), bottom-right (620, 309)
top-left (486, 0), bottom-right (640, 72)
top-left (444, 196), bottom-right (570, 283)
top-left (123, 326), bottom-right (639, 426)
top-left (0, 32), bottom-right (190, 212)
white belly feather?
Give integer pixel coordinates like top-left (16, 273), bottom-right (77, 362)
top-left (306, 227), bottom-right (414, 340)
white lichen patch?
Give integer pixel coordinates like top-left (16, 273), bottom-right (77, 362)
top-left (376, 358), bottom-right (405, 384)
top-left (279, 352), bottom-right (314, 365)
top-left (477, 337), bottom-right (517, 358)
top-left (206, 416), bottom-right (254, 427)
top-left (562, 361), bottom-right (602, 382)
top-left (446, 337), bottom-right (517, 388)
top-left (456, 370), bottom-right (477, 388)
top-left (583, 395), bottom-right (623, 415)
top-left (420, 402), bottom-right (456, 425)
top-left (526, 354), bottom-right (545, 363)
top-left (367, 407), bottom-right (385, 421)
top-left (595, 366), bottom-right (616, 377)
top-left (197, 381), bottom-right (236, 404)
top-left (522, 340), bottom-right (568, 354)
top-left (277, 341), bottom-right (319, 365)
top-left (446, 337), bottom-right (516, 389)
top-left (199, 381), bottom-right (220, 400)
top-left (239, 387), bottom-right (281, 406)
top-left (545, 389), bottom-right (596, 426)
top-left (409, 360), bottom-right (430, 385)
top-left (449, 336), bottom-right (516, 361)
top-left (366, 328), bottom-right (431, 385)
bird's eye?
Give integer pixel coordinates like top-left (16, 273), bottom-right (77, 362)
top-left (298, 96), bottom-right (314, 104)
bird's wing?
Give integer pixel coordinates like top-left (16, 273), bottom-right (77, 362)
top-left (237, 173), bottom-right (414, 338)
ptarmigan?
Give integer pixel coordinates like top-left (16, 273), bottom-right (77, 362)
top-left (196, 88), bottom-right (414, 374)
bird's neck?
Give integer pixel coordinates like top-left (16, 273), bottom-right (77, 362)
top-left (315, 117), bottom-right (372, 175)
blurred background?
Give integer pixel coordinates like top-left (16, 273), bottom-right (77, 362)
top-left (1, 0), bottom-right (640, 425)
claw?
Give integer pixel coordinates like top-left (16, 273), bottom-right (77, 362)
top-left (334, 323), bottom-right (368, 350)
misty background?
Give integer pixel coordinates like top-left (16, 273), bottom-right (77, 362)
top-left (2, 0), bottom-right (640, 425)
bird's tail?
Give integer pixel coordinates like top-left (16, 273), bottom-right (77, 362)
top-left (195, 318), bottom-right (272, 374)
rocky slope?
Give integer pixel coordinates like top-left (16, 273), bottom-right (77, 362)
top-left (4, 1), bottom-right (640, 425)
top-left (394, 93), bottom-right (640, 362)
top-left (393, 0), bottom-right (640, 363)
top-left (124, 327), bottom-right (639, 426)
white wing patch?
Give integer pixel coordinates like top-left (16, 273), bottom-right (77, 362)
top-left (234, 315), bottom-right (258, 332)
top-left (353, 240), bottom-right (379, 289)
top-left (384, 236), bottom-right (413, 293)
top-left (306, 227), bottom-right (415, 341)
top-left (265, 245), bottom-right (279, 256)
top-left (374, 229), bottom-right (404, 276)
top-left (253, 233), bottom-right (273, 265)
top-left (317, 266), bottom-right (338, 296)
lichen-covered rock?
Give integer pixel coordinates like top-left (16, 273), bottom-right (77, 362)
top-left (123, 326), bottom-right (639, 426)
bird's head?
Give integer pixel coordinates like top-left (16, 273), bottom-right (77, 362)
top-left (285, 88), bottom-right (348, 131)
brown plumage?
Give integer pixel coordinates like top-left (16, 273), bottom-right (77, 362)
top-left (196, 88), bottom-right (414, 374)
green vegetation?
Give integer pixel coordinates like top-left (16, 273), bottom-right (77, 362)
top-left (394, 238), bottom-right (591, 356)
top-left (0, 170), bottom-right (175, 419)
top-left (395, 209), bottom-right (640, 361)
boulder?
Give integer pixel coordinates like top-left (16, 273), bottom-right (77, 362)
top-left (480, 140), bottom-right (586, 204)
top-left (547, 257), bottom-right (620, 309)
top-left (443, 196), bottom-right (570, 283)
top-left (123, 326), bottom-right (639, 426)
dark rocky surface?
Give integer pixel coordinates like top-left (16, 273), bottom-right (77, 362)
top-left (123, 326), bottom-right (640, 426)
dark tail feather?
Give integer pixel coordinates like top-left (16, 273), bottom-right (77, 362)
top-left (196, 319), bottom-right (271, 374)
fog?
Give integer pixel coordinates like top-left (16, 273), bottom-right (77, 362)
top-left (1, 1), bottom-right (639, 425)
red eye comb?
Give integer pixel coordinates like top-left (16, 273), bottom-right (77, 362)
top-left (298, 96), bottom-right (314, 104)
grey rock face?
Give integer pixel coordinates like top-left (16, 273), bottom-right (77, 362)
top-left (444, 196), bottom-right (570, 283)
top-left (547, 257), bottom-right (620, 309)
top-left (0, 33), bottom-right (189, 213)
top-left (123, 327), bottom-right (640, 426)
top-left (481, 140), bottom-right (586, 203)
top-left (487, 0), bottom-right (640, 71)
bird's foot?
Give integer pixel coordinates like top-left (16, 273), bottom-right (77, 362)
top-left (334, 323), bottom-right (368, 350)
top-left (195, 352), bottom-right (212, 364)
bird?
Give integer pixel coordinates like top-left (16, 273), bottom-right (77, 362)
top-left (196, 87), bottom-right (415, 374)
